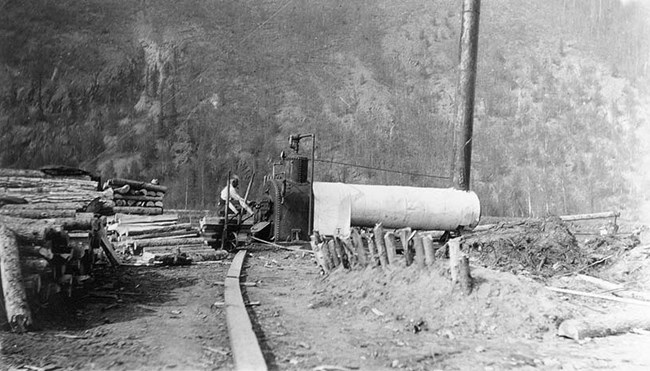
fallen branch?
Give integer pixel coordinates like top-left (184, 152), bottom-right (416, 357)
top-left (546, 286), bottom-right (650, 307)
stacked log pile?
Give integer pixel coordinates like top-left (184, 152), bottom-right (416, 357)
top-left (103, 178), bottom-right (167, 215)
top-left (310, 224), bottom-right (473, 293)
top-left (199, 217), bottom-right (223, 248)
top-left (109, 214), bottom-right (227, 262)
top-left (0, 168), bottom-right (106, 215)
top-left (0, 213), bottom-right (109, 332)
top-left (0, 167), bottom-right (119, 332)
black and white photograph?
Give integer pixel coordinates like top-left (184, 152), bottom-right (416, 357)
top-left (1, 0), bottom-right (650, 370)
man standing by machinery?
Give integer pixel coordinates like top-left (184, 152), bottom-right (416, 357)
top-left (219, 175), bottom-right (254, 216)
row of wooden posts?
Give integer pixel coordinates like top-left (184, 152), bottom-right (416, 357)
top-left (310, 223), bottom-right (473, 294)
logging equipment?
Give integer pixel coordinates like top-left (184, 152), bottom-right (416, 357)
top-left (207, 133), bottom-right (481, 250)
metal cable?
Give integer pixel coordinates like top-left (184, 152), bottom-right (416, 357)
top-left (314, 158), bottom-right (450, 180)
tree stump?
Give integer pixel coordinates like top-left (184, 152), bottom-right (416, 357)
top-left (383, 232), bottom-right (397, 265)
top-left (423, 235), bottom-right (436, 266)
top-left (448, 237), bottom-right (473, 294)
top-left (413, 234), bottom-right (426, 269)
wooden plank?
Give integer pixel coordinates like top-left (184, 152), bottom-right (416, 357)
top-left (100, 235), bottom-right (121, 267)
top-left (224, 250), bottom-right (267, 371)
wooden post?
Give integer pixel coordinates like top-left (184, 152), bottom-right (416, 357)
top-left (383, 232), bottom-right (397, 265)
top-left (0, 225), bottom-right (33, 332)
top-left (333, 237), bottom-right (349, 269)
top-left (310, 234), bottom-right (330, 273)
top-left (339, 236), bottom-right (357, 267)
top-left (366, 234), bottom-right (378, 267)
top-left (373, 224), bottom-right (389, 269)
top-left (350, 228), bottom-right (367, 267)
top-left (452, 0), bottom-right (481, 190)
top-left (423, 234), bottom-right (436, 266)
top-left (397, 228), bottom-right (413, 266)
top-left (327, 239), bottom-right (340, 268)
top-left (413, 233), bottom-right (426, 270)
top-left (448, 237), bottom-right (473, 294)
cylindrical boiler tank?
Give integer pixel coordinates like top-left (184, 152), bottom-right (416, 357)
top-left (312, 182), bottom-right (480, 236)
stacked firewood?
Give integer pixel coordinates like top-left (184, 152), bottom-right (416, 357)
top-left (109, 214), bottom-right (227, 263)
top-left (310, 224), bottom-right (473, 294)
top-left (103, 178), bottom-right (167, 215)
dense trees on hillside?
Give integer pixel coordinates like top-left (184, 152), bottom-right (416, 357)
top-left (0, 0), bottom-right (648, 217)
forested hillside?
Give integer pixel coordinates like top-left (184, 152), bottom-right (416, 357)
top-left (1, 0), bottom-right (649, 218)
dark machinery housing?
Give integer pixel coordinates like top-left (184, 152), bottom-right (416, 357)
top-left (201, 134), bottom-right (315, 249)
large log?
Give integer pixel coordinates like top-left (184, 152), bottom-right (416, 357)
top-left (558, 311), bottom-right (650, 340)
top-left (107, 178), bottom-right (168, 193)
top-left (0, 225), bottom-right (33, 332)
top-left (0, 214), bottom-right (94, 240)
top-left (0, 208), bottom-right (77, 219)
top-left (117, 234), bottom-right (201, 249)
top-left (0, 169), bottom-right (48, 178)
top-left (129, 237), bottom-right (206, 248)
top-left (0, 190), bottom-right (103, 204)
top-left (113, 194), bottom-right (164, 202)
top-left (2, 202), bottom-right (85, 210)
top-left (0, 176), bottom-right (97, 190)
top-left (113, 223), bottom-right (192, 237)
top-left (114, 214), bottom-right (176, 225)
top-left (123, 230), bottom-right (199, 241)
top-left (144, 245), bottom-right (218, 254)
top-left (0, 216), bottom-right (63, 243)
top-left (113, 206), bottom-right (163, 215)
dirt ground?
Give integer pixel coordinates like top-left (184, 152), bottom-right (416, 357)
top-left (3, 225), bottom-right (650, 370)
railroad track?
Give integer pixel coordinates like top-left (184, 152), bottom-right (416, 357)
top-left (224, 249), bottom-right (268, 371)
